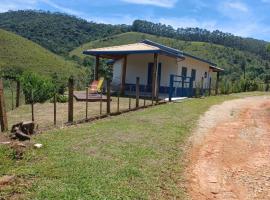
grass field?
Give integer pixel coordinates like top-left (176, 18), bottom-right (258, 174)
top-left (0, 92), bottom-right (269, 199)
top-left (7, 95), bottom-right (153, 130)
top-left (0, 29), bottom-right (86, 80)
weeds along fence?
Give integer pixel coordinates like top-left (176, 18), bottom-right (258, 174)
top-left (2, 77), bottom-right (166, 132)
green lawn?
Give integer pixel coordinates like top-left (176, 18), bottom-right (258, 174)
top-left (0, 92), bottom-right (268, 200)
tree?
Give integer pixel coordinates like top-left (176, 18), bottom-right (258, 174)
top-left (240, 60), bottom-right (246, 79)
top-left (20, 71), bottom-right (54, 121)
top-left (267, 44), bottom-right (270, 53)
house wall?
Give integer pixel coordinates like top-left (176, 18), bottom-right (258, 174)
top-left (179, 56), bottom-right (214, 89)
top-left (112, 53), bottom-right (214, 90)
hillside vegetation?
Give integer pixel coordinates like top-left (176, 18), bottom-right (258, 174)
top-left (0, 29), bottom-right (86, 81)
top-left (70, 32), bottom-right (270, 81)
top-left (132, 20), bottom-right (270, 60)
top-left (0, 10), bottom-right (129, 55)
top-left (1, 10), bottom-right (269, 60)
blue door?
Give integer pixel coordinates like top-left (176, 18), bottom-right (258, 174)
top-left (147, 63), bottom-right (162, 91)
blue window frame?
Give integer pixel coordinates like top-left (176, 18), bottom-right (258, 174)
top-left (191, 69), bottom-right (196, 81)
top-left (182, 67), bottom-right (187, 77)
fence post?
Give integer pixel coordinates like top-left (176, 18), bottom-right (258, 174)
top-left (31, 90), bottom-right (34, 122)
top-left (136, 77), bottom-right (140, 108)
top-left (85, 87), bottom-right (89, 120)
top-left (209, 77), bottom-right (212, 96)
top-left (11, 88), bottom-right (14, 110)
top-left (106, 79), bottom-right (111, 115)
top-left (100, 93), bottom-right (102, 116)
top-left (54, 93), bottom-right (57, 126)
top-left (215, 72), bottom-right (220, 95)
top-left (169, 74), bottom-right (174, 102)
top-left (129, 86), bottom-right (131, 110)
top-left (0, 79), bottom-right (8, 132)
top-left (16, 80), bottom-right (20, 108)
top-left (144, 86), bottom-right (146, 107)
top-left (117, 93), bottom-right (120, 113)
top-left (68, 76), bottom-right (74, 123)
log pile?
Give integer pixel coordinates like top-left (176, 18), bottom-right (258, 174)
top-left (10, 121), bottom-right (36, 141)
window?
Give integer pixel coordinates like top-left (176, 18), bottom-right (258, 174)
top-left (191, 69), bottom-right (196, 81)
top-left (204, 72), bottom-right (208, 78)
top-left (182, 67), bottom-right (187, 77)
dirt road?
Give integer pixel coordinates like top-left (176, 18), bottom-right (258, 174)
top-left (187, 96), bottom-right (270, 200)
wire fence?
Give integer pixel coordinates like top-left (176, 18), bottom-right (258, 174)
top-left (3, 77), bottom-right (166, 131)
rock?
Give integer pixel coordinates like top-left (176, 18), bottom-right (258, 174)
top-left (34, 143), bottom-right (43, 149)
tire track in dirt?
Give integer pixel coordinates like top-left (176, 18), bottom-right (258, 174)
top-left (186, 96), bottom-right (270, 200)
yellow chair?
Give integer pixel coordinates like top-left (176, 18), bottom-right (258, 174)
top-left (89, 77), bottom-right (104, 94)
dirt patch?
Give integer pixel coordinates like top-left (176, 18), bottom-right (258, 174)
top-left (186, 96), bottom-right (270, 200)
top-left (0, 175), bottom-right (34, 200)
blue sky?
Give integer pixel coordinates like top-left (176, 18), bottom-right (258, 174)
top-left (1, 0), bottom-right (270, 41)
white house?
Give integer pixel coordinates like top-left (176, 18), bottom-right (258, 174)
top-left (83, 40), bottom-right (223, 98)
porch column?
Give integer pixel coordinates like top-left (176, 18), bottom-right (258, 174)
top-left (95, 55), bottom-right (100, 80)
top-left (120, 55), bottom-right (127, 95)
top-left (215, 71), bottom-right (220, 95)
top-left (152, 53), bottom-right (158, 99)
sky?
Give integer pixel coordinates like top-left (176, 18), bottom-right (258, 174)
top-left (1, 0), bottom-right (270, 41)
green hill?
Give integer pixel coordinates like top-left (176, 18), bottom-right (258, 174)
top-left (0, 10), bottom-right (129, 55)
top-left (0, 29), bottom-right (86, 81)
top-left (70, 32), bottom-right (270, 81)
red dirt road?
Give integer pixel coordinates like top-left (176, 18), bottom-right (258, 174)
top-left (187, 96), bottom-right (270, 200)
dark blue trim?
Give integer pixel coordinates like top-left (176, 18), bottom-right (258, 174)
top-left (141, 39), bottom-right (219, 68)
top-left (125, 83), bottom-right (202, 98)
top-left (142, 40), bottom-right (184, 57)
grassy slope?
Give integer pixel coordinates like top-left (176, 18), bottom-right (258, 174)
top-left (1, 92), bottom-right (268, 199)
top-left (70, 32), bottom-right (270, 75)
top-left (0, 29), bottom-right (86, 79)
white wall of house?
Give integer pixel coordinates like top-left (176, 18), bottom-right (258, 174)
top-left (112, 53), bottom-right (214, 89)
top-left (178, 56), bottom-right (214, 88)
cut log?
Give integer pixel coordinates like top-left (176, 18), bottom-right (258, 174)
top-left (21, 121), bottom-right (35, 135)
top-left (11, 122), bottom-right (23, 133)
top-left (15, 129), bottom-right (30, 141)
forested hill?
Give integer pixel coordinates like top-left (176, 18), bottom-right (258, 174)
top-left (70, 32), bottom-right (270, 82)
top-left (132, 20), bottom-right (269, 60)
top-left (0, 10), bottom-right (130, 55)
top-left (0, 10), bottom-right (269, 60)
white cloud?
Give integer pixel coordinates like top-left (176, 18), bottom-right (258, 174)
top-left (224, 1), bottom-right (248, 12)
top-left (40, 0), bottom-right (84, 16)
top-left (121, 0), bottom-right (178, 8)
top-left (218, 1), bottom-right (250, 20)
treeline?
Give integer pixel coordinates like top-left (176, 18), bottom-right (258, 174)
top-left (1, 10), bottom-right (269, 60)
top-left (132, 20), bottom-right (270, 60)
top-left (0, 10), bottom-right (130, 55)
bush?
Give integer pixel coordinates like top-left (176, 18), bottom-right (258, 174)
top-left (20, 71), bottom-right (54, 104)
top-left (220, 79), bottom-right (231, 94)
top-left (50, 94), bottom-right (68, 103)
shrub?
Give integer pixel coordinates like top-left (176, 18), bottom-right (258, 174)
top-left (20, 71), bottom-right (54, 104)
top-left (220, 79), bottom-right (231, 94)
top-left (50, 94), bottom-right (68, 103)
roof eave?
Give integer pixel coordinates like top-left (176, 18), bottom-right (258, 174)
top-left (83, 49), bottom-right (161, 56)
